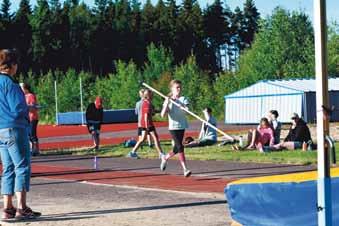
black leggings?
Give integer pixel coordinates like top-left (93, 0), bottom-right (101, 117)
top-left (29, 120), bottom-right (39, 143)
top-left (170, 130), bottom-right (185, 154)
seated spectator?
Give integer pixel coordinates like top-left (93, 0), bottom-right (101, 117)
top-left (268, 110), bottom-right (282, 144)
top-left (274, 113), bottom-right (311, 150)
top-left (234, 118), bottom-right (274, 152)
top-left (185, 107), bottom-right (217, 147)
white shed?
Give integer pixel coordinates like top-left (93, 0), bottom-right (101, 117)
top-left (224, 78), bottom-right (339, 124)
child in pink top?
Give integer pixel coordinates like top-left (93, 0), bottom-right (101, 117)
top-left (248, 118), bottom-right (274, 153)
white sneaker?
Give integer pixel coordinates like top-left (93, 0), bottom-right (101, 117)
top-left (159, 152), bottom-right (165, 159)
top-left (160, 157), bottom-right (167, 171)
top-left (184, 169), bottom-right (192, 177)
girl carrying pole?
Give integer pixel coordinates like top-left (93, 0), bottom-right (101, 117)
top-left (160, 80), bottom-right (191, 177)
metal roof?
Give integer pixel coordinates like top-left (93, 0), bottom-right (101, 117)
top-left (265, 77), bottom-right (339, 92)
top-left (225, 77), bottom-right (339, 98)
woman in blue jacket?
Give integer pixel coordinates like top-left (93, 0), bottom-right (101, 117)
top-left (0, 49), bottom-right (41, 220)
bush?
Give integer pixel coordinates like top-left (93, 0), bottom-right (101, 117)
top-left (19, 45), bottom-right (232, 124)
top-left (174, 55), bottom-right (214, 113)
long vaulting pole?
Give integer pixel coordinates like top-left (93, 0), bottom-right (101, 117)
top-left (142, 82), bottom-right (234, 141)
top-left (314, 0), bottom-right (332, 225)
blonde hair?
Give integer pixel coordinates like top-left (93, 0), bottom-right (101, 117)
top-left (168, 79), bottom-right (182, 97)
top-left (169, 79), bottom-right (182, 88)
top-left (139, 88), bottom-right (145, 98)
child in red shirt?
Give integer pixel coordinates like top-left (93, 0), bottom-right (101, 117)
top-left (20, 83), bottom-right (40, 156)
top-left (128, 89), bottom-right (165, 159)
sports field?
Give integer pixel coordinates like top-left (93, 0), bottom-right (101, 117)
top-left (0, 122), bottom-right (317, 226)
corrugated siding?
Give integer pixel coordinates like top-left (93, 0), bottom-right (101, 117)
top-left (224, 78), bottom-right (339, 124)
top-left (225, 94), bottom-right (303, 124)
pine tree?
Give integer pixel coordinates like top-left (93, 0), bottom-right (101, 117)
top-left (154, 0), bottom-right (169, 45)
top-left (14, 0), bottom-right (33, 73)
top-left (130, 0), bottom-right (144, 65)
top-left (164, 0), bottom-right (178, 60)
top-left (94, 0), bottom-right (108, 16)
top-left (30, 0), bottom-right (52, 72)
top-left (176, 0), bottom-right (205, 67)
top-left (1, 0), bottom-right (12, 21)
top-left (229, 6), bottom-right (244, 67)
top-left (0, 0), bottom-right (14, 49)
top-left (141, 0), bottom-right (157, 45)
top-left (49, 0), bottom-right (70, 71)
top-left (112, 0), bottom-right (133, 65)
top-left (203, 0), bottom-right (229, 71)
top-left (68, 3), bottom-right (93, 72)
top-left (242, 0), bottom-right (260, 48)
top-left (64, 0), bottom-right (79, 7)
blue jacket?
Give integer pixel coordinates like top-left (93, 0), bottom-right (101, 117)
top-left (0, 73), bottom-right (29, 129)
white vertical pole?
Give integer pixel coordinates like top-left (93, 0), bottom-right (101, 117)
top-left (80, 77), bottom-right (85, 125)
top-left (54, 80), bottom-right (59, 125)
top-left (314, 0), bottom-right (332, 226)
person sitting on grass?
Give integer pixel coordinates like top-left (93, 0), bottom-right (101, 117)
top-left (233, 118), bottom-right (274, 153)
top-left (86, 96), bottom-right (104, 151)
top-left (267, 110), bottom-right (282, 144)
top-left (273, 113), bottom-right (311, 150)
top-left (184, 107), bottom-right (217, 148)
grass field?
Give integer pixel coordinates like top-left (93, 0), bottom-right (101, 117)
top-left (42, 141), bottom-right (339, 165)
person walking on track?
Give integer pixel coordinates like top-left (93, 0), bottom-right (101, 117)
top-left (128, 89), bottom-right (165, 159)
top-left (134, 89), bottom-right (152, 148)
top-left (160, 79), bottom-right (191, 177)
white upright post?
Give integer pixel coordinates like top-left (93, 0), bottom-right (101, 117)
top-left (80, 77), bottom-right (85, 125)
top-left (54, 80), bottom-right (59, 125)
top-left (314, 0), bottom-right (332, 226)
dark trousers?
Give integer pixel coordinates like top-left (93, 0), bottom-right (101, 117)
top-left (29, 120), bottom-right (39, 143)
top-left (169, 130), bottom-right (185, 154)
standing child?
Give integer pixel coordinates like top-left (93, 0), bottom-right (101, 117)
top-left (128, 89), bottom-right (165, 159)
top-left (20, 83), bottom-right (40, 156)
top-left (160, 80), bottom-right (191, 177)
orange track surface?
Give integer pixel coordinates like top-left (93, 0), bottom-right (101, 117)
top-left (38, 122), bottom-right (168, 138)
top-left (32, 164), bottom-right (232, 194)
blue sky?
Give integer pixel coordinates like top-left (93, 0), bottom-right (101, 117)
top-left (10, 0), bottom-right (339, 23)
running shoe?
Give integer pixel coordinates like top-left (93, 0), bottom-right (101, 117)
top-left (160, 157), bottom-right (167, 171)
top-left (2, 207), bottom-right (16, 221)
top-left (15, 207), bottom-right (41, 220)
top-left (127, 151), bottom-right (140, 159)
top-left (184, 169), bottom-right (192, 177)
top-left (159, 152), bottom-right (166, 159)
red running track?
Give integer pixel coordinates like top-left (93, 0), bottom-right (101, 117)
top-left (40, 132), bottom-right (199, 150)
top-left (32, 164), bottom-right (232, 194)
top-left (38, 122), bottom-right (168, 138)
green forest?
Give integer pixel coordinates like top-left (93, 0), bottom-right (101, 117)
top-left (1, 0), bottom-right (338, 123)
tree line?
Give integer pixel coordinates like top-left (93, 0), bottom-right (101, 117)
top-left (0, 0), bottom-right (260, 75)
top-left (1, 0), bottom-right (338, 122)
